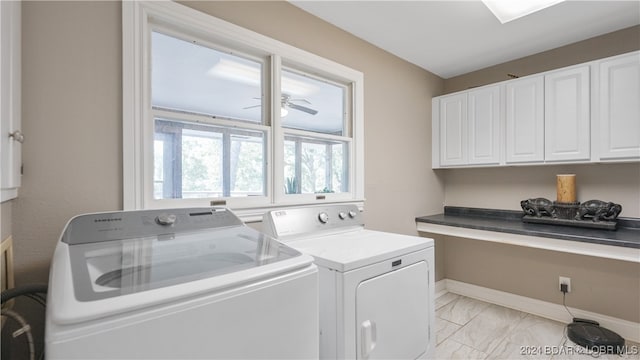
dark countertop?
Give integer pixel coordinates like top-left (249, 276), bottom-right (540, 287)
top-left (416, 207), bottom-right (640, 249)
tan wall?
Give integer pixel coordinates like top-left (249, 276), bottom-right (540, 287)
top-left (12, 1), bottom-right (444, 285)
top-left (436, 26), bottom-right (640, 323)
top-left (1, 201), bottom-right (10, 241)
top-left (14, 1), bottom-right (122, 284)
top-left (444, 25), bottom-right (640, 93)
top-left (431, 234), bottom-right (640, 323)
top-left (443, 163), bottom-right (640, 217)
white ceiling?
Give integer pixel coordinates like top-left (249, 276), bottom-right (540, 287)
top-left (290, 1), bottom-right (640, 79)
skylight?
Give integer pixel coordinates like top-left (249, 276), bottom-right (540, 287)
top-left (482, 0), bottom-right (566, 24)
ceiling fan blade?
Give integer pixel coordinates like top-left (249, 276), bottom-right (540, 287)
top-left (289, 98), bottom-right (312, 105)
top-left (288, 103), bottom-right (318, 115)
top-left (243, 104), bottom-right (262, 110)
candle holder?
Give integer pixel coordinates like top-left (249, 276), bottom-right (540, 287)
top-left (520, 175), bottom-right (622, 230)
top-left (521, 198), bottom-right (622, 230)
top-left (520, 174), bottom-right (622, 230)
top-left (553, 201), bottom-right (580, 220)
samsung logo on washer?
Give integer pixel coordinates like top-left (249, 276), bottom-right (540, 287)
top-left (93, 218), bottom-right (122, 223)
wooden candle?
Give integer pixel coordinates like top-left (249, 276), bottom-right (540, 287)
top-left (557, 174), bottom-right (576, 203)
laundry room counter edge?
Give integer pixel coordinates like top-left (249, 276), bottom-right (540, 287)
top-left (415, 207), bottom-right (640, 263)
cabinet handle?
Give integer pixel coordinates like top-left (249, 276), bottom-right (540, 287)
top-left (9, 130), bottom-right (24, 143)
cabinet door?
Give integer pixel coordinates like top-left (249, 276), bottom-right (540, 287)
top-left (468, 85), bottom-right (500, 165)
top-left (439, 93), bottom-right (467, 166)
top-left (544, 66), bottom-right (590, 162)
top-left (0, 0), bottom-right (21, 201)
top-left (505, 76), bottom-right (544, 164)
top-left (598, 52), bottom-right (640, 160)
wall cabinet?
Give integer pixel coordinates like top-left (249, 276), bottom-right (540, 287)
top-left (505, 76), bottom-right (544, 164)
top-left (596, 52), bottom-right (640, 161)
top-left (432, 50), bottom-right (639, 169)
top-left (0, 0), bottom-right (22, 201)
top-left (434, 85), bottom-right (500, 167)
top-left (544, 65), bottom-right (590, 162)
top-left (468, 86), bottom-right (500, 165)
top-left (439, 93), bottom-right (467, 166)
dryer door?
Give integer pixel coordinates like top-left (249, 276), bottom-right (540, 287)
top-left (356, 261), bottom-right (429, 359)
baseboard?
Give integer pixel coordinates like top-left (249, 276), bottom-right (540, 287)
top-left (439, 278), bottom-right (640, 343)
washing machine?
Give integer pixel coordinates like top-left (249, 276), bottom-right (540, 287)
top-left (46, 207), bottom-right (318, 359)
top-left (263, 204), bottom-right (435, 360)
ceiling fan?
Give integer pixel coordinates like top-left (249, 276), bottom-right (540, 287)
top-left (243, 93), bottom-right (318, 116)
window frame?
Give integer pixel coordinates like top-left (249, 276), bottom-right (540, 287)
top-left (123, 1), bottom-right (364, 221)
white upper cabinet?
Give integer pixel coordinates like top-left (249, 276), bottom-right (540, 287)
top-left (505, 76), bottom-right (544, 164)
top-left (431, 51), bottom-right (639, 169)
top-left (468, 85), bottom-right (501, 165)
top-left (438, 93), bottom-right (468, 166)
top-left (0, 0), bottom-right (22, 201)
top-left (596, 52), bottom-right (640, 161)
top-left (544, 65), bottom-right (590, 162)
top-left (433, 85), bottom-right (501, 168)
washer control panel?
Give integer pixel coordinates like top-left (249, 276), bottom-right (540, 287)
top-left (62, 207), bottom-right (242, 245)
top-left (263, 204), bottom-right (363, 239)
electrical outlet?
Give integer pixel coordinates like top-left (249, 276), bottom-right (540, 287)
top-left (559, 276), bottom-right (571, 293)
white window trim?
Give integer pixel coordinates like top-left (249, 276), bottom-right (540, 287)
top-left (122, 1), bottom-right (364, 221)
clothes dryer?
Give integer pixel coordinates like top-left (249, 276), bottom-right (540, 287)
top-left (263, 204), bottom-right (435, 359)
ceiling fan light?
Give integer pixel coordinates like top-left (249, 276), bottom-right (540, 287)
top-left (207, 58), bottom-right (261, 85)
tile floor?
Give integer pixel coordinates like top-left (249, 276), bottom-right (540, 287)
top-left (434, 292), bottom-right (640, 359)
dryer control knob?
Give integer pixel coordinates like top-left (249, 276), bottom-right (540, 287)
top-left (348, 210), bottom-right (357, 218)
top-left (156, 213), bottom-right (177, 226)
top-left (338, 212), bottom-right (347, 220)
top-left (318, 212), bottom-right (329, 224)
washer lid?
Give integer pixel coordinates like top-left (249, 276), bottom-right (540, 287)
top-left (289, 229), bottom-right (433, 272)
top-left (67, 222), bottom-right (303, 302)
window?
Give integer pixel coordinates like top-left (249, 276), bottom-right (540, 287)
top-left (280, 67), bottom-right (350, 195)
top-left (123, 1), bottom-right (363, 219)
top-left (151, 31), bottom-right (267, 200)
